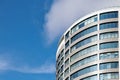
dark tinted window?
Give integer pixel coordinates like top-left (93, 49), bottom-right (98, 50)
top-left (100, 11), bottom-right (118, 20)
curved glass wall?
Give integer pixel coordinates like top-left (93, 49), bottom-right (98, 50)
top-left (65, 77), bottom-right (69, 80)
top-left (71, 35), bottom-right (97, 52)
top-left (57, 50), bottom-right (64, 63)
top-left (70, 55), bottom-right (97, 71)
top-left (60, 58), bottom-right (64, 66)
top-left (100, 62), bottom-right (119, 70)
top-left (71, 25), bottom-right (97, 43)
top-left (65, 31), bottom-right (69, 40)
top-left (100, 11), bottom-right (118, 20)
top-left (65, 50), bottom-right (69, 59)
top-left (65, 59), bottom-right (69, 68)
top-left (70, 65), bottom-right (97, 80)
top-left (100, 52), bottom-right (118, 60)
top-left (99, 22), bottom-right (118, 30)
top-left (56, 9), bottom-right (120, 80)
top-left (58, 73), bottom-right (63, 80)
top-left (59, 65), bottom-right (63, 74)
top-left (100, 73), bottom-right (119, 80)
top-left (100, 32), bottom-right (118, 40)
top-left (81, 75), bottom-right (97, 80)
top-left (65, 41), bottom-right (69, 49)
top-left (71, 16), bottom-right (97, 34)
top-left (99, 42), bottom-right (118, 50)
top-left (57, 49), bottom-right (64, 74)
top-left (70, 45), bottom-right (97, 62)
top-left (64, 68), bottom-right (69, 77)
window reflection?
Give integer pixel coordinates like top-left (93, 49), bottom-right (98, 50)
top-left (65, 59), bottom-right (69, 68)
top-left (70, 45), bottom-right (97, 62)
top-left (100, 11), bottom-right (118, 20)
top-left (71, 16), bottom-right (97, 34)
top-left (100, 73), bottom-right (119, 80)
top-left (100, 52), bottom-right (118, 60)
top-left (100, 22), bottom-right (118, 30)
top-left (65, 50), bottom-right (69, 58)
top-left (71, 35), bottom-right (97, 52)
top-left (71, 25), bottom-right (97, 43)
top-left (81, 75), bottom-right (97, 80)
top-left (64, 68), bottom-right (69, 77)
top-left (65, 31), bottom-right (70, 40)
top-left (71, 55), bottom-right (97, 71)
top-left (100, 42), bottom-right (118, 49)
top-left (65, 41), bottom-right (69, 49)
top-left (100, 62), bottom-right (119, 70)
top-left (100, 32), bottom-right (118, 40)
top-left (70, 65), bottom-right (97, 80)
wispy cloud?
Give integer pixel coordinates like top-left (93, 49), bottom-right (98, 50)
top-left (0, 54), bottom-right (55, 74)
top-left (11, 62), bottom-right (55, 74)
top-left (45, 0), bottom-right (120, 43)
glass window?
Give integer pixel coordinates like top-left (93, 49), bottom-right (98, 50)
top-left (71, 25), bottom-right (79, 34)
top-left (65, 59), bottom-right (69, 68)
top-left (60, 58), bottom-right (64, 66)
top-left (70, 45), bottom-right (97, 62)
top-left (57, 69), bottom-right (60, 75)
top-left (71, 25), bottom-right (97, 43)
top-left (84, 16), bottom-right (97, 25)
top-left (100, 11), bottom-right (118, 20)
top-left (100, 22), bottom-right (118, 30)
top-left (65, 31), bottom-right (69, 40)
top-left (70, 65), bottom-right (97, 80)
top-left (100, 32), bottom-right (118, 40)
top-left (58, 73), bottom-right (63, 80)
top-left (64, 68), bottom-right (69, 77)
top-left (56, 63), bottom-right (59, 70)
top-left (65, 41), bottom-right (69, 49)
top-left (57, 65), bottom-right (63, 76)
top-left (100, 52), bottom-right (118, 60)
top-left (79, 22), bottom-right (84, 29)
top-left (60, 66), bottom-right (63, 73)
top-left (71, 15), bottom-right (97, 34)
top-left (100, 42), bottom-right (118, 50)
top-left (57, 50), bottom-right (64, 70)
top-left (65, 50), bottom-right (69, 58)
top-left (60, 50), bottom-right (64, 58)
top-left (81, 75), bottom-right (97, 80)
top-left (71, 35), bottom-right (97, 52)
top-left (57, 54), bottom-right (61, 63)
top-left (57, 49), bottom-right (64, 63)
top-left (100, 73), bottom-right (119, 80)
top-left (100, 62), bottom-right (119, 70)
top-left (70, 55), bottom-right (97, 71)
top-left (65, 77), bottom-right (69, 80)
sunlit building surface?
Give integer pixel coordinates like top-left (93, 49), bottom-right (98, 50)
top-left (56, 7), bottom-right (120, 80)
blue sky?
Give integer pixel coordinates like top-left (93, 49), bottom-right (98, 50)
top-left (0, 0), bottom-right (56, 80)
top-left (0, 0), bottom-right (120, 80)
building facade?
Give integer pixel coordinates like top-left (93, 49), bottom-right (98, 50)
top-left (56, 7), bottom-right (120, 80)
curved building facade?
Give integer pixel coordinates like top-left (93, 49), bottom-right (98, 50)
top-left (56, 7), bottom-right (120, 80)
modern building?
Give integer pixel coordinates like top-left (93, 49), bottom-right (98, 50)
top-left (56, 7), bottom-right (120, 80)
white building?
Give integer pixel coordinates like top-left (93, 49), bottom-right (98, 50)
top-left (56, 7), bottom-right (120, 80)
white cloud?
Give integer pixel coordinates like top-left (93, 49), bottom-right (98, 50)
top-left (0, 54), bottom-right (55, 74)
top-left (45, 0), bottom-right (120, 43)
top-left (0, 60), bottom-right (10, 70)
top-left (0, 61), bottom-right (55, 74)
top-left (11, 62), bottom-right (55, 74)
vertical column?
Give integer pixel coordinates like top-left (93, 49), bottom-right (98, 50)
top-left (118, 10), bottom-right (120, 80)
top-left (68, 30), bottom-right (71, 80)
top-left (63, 35), bottom-right (66, 80)
top-left (64, 31), bottom-right (70, 80)
top-left (97, 13), bottom-right (100, 80)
